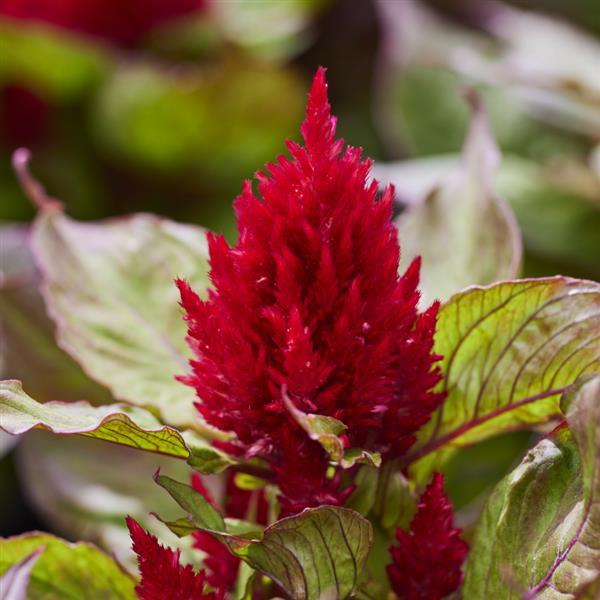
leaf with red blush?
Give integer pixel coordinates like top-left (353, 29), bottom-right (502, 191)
top-left (463, 375), bottom-right (600, 598)
top-left (406, 276), bottom-right (600, 482)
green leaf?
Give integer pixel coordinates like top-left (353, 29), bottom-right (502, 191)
top-left (233, 506), bottom-right (372, 600)
top-left (0, 19), bottom-right (109, 101)
top-left (0, 548), bottom-right (43, 600)
top-left (14, 152), bottom-right (218, 432)
top-left (392, 92), bottom-right (521, 306)
top-left (0, 380), bottom-right (232, 473)
top-left (0, 224), bottom-right (111, 406)
top-left (406, 277), bottom-right (600, 480)
top-left (29, 205), bottom-right (213, 431)
top-left (156, 475), bottom-right (372, 599)
top-left (283, 390), bottom-right (347, 463)
top-left (463, 376), bottom-right (600, 598)
top-left (0, 533), bottom-right (136, 599)
top-left (155, 473), bottom-right (226, 532)
top-left (372, 462), bottom-right (416, 533)
top-left (2, 379), bottom-right (185, 458)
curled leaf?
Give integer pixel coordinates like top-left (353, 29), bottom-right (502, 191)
top-left (463, 376), bottom-right (600, 598)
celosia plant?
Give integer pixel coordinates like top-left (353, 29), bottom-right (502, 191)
top-left (1, 67), bottom-right (599, 600)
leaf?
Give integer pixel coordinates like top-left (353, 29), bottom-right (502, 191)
top-left (463, 376), bottom-right (600, 598)
top-left (282, 389), bottom-right (347, 463)
top-left (0, 224), bottom-right (111, 405)
top-left (156, 475), bottom-right (372, 599)
top-left (233, 506), bottom-right (372, 600)
top-left (283, 390), bottom-right (380, 468)
top-left (0, 19), bottom-right (109, 101)
top-left (0, 533), bottom-right (136, 599)
top-left (15, 152), bottom-right (215, 431)
top-left (393, 92), bottom-right (521, 306)
top-left (0, 380), bottom-right (232, 473)
top-left (0, 548), bottom-right (43, 600)
top-left (15, 432), bottom-right (204, 570)
top-left (406, 277), bottom-right (600, 480)
top-left (155, 473), bottom-right (226, 532)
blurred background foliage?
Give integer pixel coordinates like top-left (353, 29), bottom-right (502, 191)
top-left (1, 0), bottom-right (599, 548)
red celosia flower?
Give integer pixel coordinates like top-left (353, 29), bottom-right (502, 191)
top-left (127, 516), bottom-right (223, 600)
top-left (387, 473), bottom-right (468, 600)
top-left (0, 0), bottom-right (206, 47)
top-left (177, 67), bottom-right (444, 508)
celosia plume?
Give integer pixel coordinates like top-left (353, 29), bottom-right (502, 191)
top-left (178, 67), bottom-right (444, 508)
top-left (387, 473), bottom-right (469, 599)
top-left (127, 517), bottom-right (223, 600)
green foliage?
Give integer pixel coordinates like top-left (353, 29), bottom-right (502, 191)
top-left (31, 206), bottom-right (214, 431)
top-left (463, 376), bottom-right (600, 598)
top-left (408, 277), bottom-right (600, 481)
top-left (156, 474), bottom-right (372, 600)
top-left (0, 533), bottom-right (136, 599)
top-left (0, 19), bottom-right (109, 99)
top-left (0, 380), bottom-right (233, 474)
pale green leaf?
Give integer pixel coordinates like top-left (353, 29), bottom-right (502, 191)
top-left (30, 207), bottom-right (212, 430)
top-left (0, 224), bottom-right (111, 406)
top-left (392, 92), bottom-right (521, 306)
top-left (406, 277), bottom-right (600, 481)
top-left (0, 380), bottom-right (232, 473)
top-left (0, 533), bottom-right (136, 599)
top-left (463, 376), bottom-right (600, 598)
top-left (14, 154), bottom-right (214, 431)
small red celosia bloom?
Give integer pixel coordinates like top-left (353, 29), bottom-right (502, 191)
top-left (178, 67), bottom-right (444, 507)
top-left (387, 473), bottom-right (469, 600)
top-left (127, 516), bottom-right (223, 600)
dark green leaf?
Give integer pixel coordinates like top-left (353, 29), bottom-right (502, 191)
top-left (155, 473), bottom-right (225, 532)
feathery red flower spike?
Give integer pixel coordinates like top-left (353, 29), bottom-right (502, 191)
top-left (387, 473), bottom-right (469, 600)
top-left (177, 67), bottom-right (445, 510)
top-left (127, 517), bottom-right (224, 600)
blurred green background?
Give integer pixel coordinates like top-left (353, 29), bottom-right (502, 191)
top-left (1, 0), bottom-right (599, 541)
